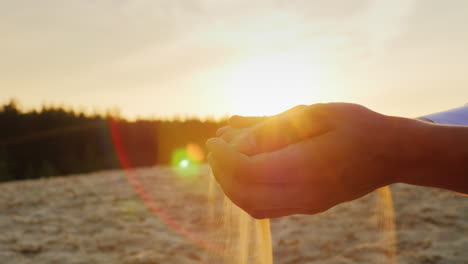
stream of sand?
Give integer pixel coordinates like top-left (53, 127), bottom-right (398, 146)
top-left (207, 172), bottom-right (272, 264)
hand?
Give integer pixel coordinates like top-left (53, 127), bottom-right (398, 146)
top-left (207, 103), bottom-right (406, 219)
top-left (216, 104), bottom-right (313, 155)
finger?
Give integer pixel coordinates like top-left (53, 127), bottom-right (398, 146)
top-left (207, 152), bottom-right (221, 184)
top-left (216, 136), bottom-right (314, 185)
top-left (231, 131), bottom-right (257, 156)
top-left (207, 151), bottom-right (240, 188)
top-left (216, 126), bottom-right (230, 137)
top-left (216, 126), bottom-right (259, 154)
top-left (239, 142), bottom-right (308, 184)
top-left (244, 104), bottom-right (334, 155)
top-left (206, 138), bottom-right (251, 175)
top-left (206, 138), bottom-right (285, 209)
top-left (228, 105), bottom-right (308, 129)
top-left (207, 138), bottom-right (329, 212)
top-left (209, 152), bottom-right (302, 212)
top-left (210, 135), bottom-right (337, 216)
top-left (208, 153), bottom-right (247, 208)
top-left (247, 139), bottom-right (334, 212)
top-left (208, 152), bottom-right (255, 210)
top-left (207, 152), bottom-right (213, 165)
top-left (247, 133), bottom-right (338, 190)
top-left (219, 127), bottom-right (245, 143)
top-left (207, 152), bottom-right (238, 197)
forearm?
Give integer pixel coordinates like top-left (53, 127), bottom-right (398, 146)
top-left (391, 117), bottom-right (468, 193)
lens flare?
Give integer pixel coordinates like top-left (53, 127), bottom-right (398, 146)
top-left (108, 121), bottom-right (272, 261)
top-left (179, 159), bottom-right (190, 168)
top-left (171, 146), bottom-right (203, 177)
top-left (107, 118), bottom-right (223, 254)
top-left (187, 143), bottom-right (204, 162)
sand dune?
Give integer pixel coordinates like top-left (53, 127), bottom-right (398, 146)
top-left (0, 165), bottom-right (466, 263)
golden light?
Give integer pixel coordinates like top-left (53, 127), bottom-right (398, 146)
top-left (187, 143), bottom-right (204, 162)
top-left (221, 51), bottom-right (324, 116)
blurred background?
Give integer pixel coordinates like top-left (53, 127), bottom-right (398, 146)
top-left (1, 1), bottom-right (468, 264)
top-left (0, 99), bottom-right (221, 182)
top-left (2, 0), bottom-right (468, 182)
top-left (2, 0), bottom-right (468, 118)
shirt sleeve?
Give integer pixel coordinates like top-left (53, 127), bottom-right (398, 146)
top-left (421, 105), bottom-right (468, 126)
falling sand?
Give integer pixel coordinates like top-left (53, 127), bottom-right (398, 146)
top-left (206, 171), bottom-right (272, 264)
top-left (205, 169), bottom-right (398, 264)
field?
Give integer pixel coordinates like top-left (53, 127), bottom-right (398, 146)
top-left (0, 165), bottom-right (467, 264)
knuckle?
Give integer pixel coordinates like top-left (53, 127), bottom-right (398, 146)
top-left (216, 126), bottom-right (228, 136)
top-left (220, 133), bottom-right (232, 142)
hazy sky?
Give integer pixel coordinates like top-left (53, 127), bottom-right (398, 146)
top-left (1, 0), bottom-right (468, 119)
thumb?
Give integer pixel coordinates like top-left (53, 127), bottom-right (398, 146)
top-left (238, 104), bottom-right (334, 155)
top-left (228, 105), bottom-right (309, 128)
top-left (230, 130), bottom-right (259, 156)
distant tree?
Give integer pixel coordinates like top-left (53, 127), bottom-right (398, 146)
top-left (1, 98), bottom-right (20, 114)
top-left (23, 163), bottom-right (35, 179)
top-left (0, 100), bottom-right (225, 182)
top-left (39, 160), bottom-right (60, 178)
top-left (0, 147), bottom-right (12, 182)
top-left (83, 143), bottom-right (99, 173)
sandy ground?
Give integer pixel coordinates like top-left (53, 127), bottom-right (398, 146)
top-left (0, 165), bottom-right (466, 264)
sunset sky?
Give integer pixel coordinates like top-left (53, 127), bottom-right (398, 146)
top-left (1, 0), bottom-right (468, 119)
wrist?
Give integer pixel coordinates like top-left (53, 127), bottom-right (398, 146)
top-left (383, 116), bottom-right (435, 184)
top-left (386, 116), bottom-right (468, 193)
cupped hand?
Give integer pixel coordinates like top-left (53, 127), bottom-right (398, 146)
top-left (216, 104), bottom-right (313, 155)
top-left (207, 103), bottom-right (405, 219)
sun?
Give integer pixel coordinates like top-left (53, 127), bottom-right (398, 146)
top-left (221, 51), bottom-right (324, 116)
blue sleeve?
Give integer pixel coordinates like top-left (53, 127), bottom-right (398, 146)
top-left (421, 105), bottom-right (468, 126)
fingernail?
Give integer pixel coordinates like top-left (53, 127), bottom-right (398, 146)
top-left (205, 138), bottom-right (215, 148)
top-left (216, 126), bottom-right (228, 137)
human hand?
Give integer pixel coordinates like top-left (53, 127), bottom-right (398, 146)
top-left (216, 104), bottom-right (315, 155)
top-left (207, 103), bottom-right (406, 218)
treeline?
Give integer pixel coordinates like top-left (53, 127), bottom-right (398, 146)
top-left (0, 100), bottom-right (224, 182)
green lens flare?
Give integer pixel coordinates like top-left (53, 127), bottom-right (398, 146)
top-left (171, 148), bottom-right (199, 177)
top-left (179, 159), bottom-right (189, 168)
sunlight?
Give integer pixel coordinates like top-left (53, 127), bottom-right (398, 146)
top-left (222, 51), bottom-right (324, 116)
top-left (170, 144), bottom-right (205, 178)
top-left (179, 159), bottom-right (189, 168)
